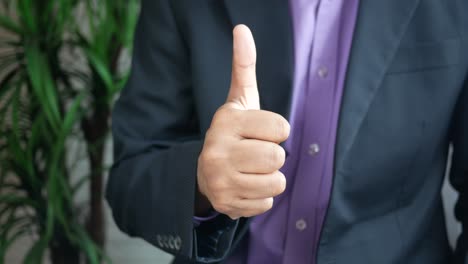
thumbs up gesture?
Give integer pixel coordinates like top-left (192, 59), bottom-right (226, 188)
top-left (197, 25), bottom-right (290, 220)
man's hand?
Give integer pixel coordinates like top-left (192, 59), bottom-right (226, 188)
top-left (197, 25), bottom-right (290, 220)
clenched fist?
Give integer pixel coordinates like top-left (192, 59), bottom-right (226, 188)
top-left (197, 25), bottom-right (290, 220)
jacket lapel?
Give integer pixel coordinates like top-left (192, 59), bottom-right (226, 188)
top-left (223, 0), bottom-right (294, 118)
top-left (335, 0), bottom-right (421, 167)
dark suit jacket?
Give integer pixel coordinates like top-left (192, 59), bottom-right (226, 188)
top-left (106, 0), bottom-right (468, 263)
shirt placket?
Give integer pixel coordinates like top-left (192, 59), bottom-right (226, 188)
top-left (283, 0), bottom-right (341, 263)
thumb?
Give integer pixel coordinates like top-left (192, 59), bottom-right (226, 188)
top-left (226, 24), bottom-right (260, 110)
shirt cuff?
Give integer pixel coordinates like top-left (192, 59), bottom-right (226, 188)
top-left (193, 211), bottom-right (220, 227)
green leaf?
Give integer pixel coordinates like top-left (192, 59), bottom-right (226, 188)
top-left (84, 47), bottom-right (114, 95)
top-left (17, 0), bottom-right (36, 33)
top-left (0, 72), bottom-right (21, 125)
top-left (11, 83), bottom-right (21, 138)
top-left (0, 40), bottom-right (21, 47)
top-left (0, 56), bottom-right (20, 78)
top-left (62, 93), bottom-right (84, 137)
top-left (0, 215), bottom-right (31, 238)
top-left (0, 210), bottom-right (21, 234)
top-left (114, 72), bottom-right (130, 93)
top-left (0, 14), bottom-right (22, 34)
top-left (24, 113), bottom-right (46, 182)
top-left (0, 66), bottom-right (20, 100)
top-left (0, 225), bottom-right (30, 259)
top-left (23, 236), bottom-right (49, 264)
top-left (0, 214), bottom-right (35, 259)
top-left (25, 45), bottom-right (61, 132)
top-left (5, 86), bottom-right (35, 179)
top-left (50, 92), bottom-right (84, 190)
top-left (0, 196), bottom-right (39, 208)
top-left (121, 0), bottom-right (140, 46)
top-left (44, 198), bottom-right (54, 241)
top-left (43, 92), bottom-right (84, 240)
top-left (72, 226), bottom-right (100, 264)
top-left (0, 183), bottom-right (21, 191)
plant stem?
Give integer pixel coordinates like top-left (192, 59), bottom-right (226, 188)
top-left (50, 230), bottom-right (80, 264)
top-left (82, 106), bottom-right (110, 250)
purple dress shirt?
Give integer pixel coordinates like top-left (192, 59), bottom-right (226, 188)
top-left (203, 0), bottom-right (360, 263)
top-left (233, 1), bottom-right (359, 263)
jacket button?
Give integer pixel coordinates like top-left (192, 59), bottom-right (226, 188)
top-left (174, 236), bottom-right (182, 250)
top-left (168, 236), bottom-right (175, 249)
top-left (156, 235), bottom-right (164, 248)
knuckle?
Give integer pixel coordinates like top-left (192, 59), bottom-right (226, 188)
top-left (261, 198), bottom-right (274, 212)
top-left (218, 195), bottom-right (233, 209)
top-left (212, 199), bottom-right (229, 214)
top-left (213, 107), bottom-right (235, 128)
top-left (214, 106), bottom-right (230, 120)
top-left (277, 146), bottom-right (286, 166)
top-left (224, 107), bottom-right (243, 122)
top-left (206, 173), bottom-right (224, 191)
top-left (211, 176), bottom-right (230, 195)
top-left (238, 83), bottom-right (257, 94)
top-left (273, 115), bottom-right (290, 141)
top-left (268, 144), bottom-right (286, 169)
top-left (211, 201), bottom-right (222, 212)
top-left (199, 149), bottom-right (220, 167)
top-left (200, 142), bottom-right (231, 167)
top-left (230, 143), bottom-right (243, 163)
top-left (274, 172), bottom-right (287, 195)
top-left (199, 149), bottom-right (213, 163)
top-left (213, 205), bottom-right (227, 214)
top-left (228, 213), bottom-right (240, 220)
top-left (235, 59), bottom-right (256, 70)
top-left (230, 172), bottom-right (243, 188)
top-left (209, 179), bottom-right (222, 192)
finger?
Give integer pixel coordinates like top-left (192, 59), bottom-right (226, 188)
top-left (230, 110), bottom-right (290, 143)
top-left (225, 24), bottom-right (260, 110)
top-left (231, 197), bottom-right (274, 218)
top-left (235, 171), bottom-right (287, 199)
top-left (231, 139), bottom-right (286, 173)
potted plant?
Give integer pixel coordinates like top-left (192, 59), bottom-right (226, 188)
top-left (0, 0), bottom-right (139, 263)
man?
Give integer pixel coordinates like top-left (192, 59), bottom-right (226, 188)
top-left (106, 0), bottom-right (468, 263)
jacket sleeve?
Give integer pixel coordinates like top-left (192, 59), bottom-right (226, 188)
top-left (450, 2), bottom-right (468, 262)
top-left (450, 66), bottom-right (468, 264)
top-left (106, 0), bottom-right (242, 262)
top-left (451, 78), bottom-right (468, 263)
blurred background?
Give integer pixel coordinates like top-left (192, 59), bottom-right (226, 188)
top-left (0, 1), bottom-right (461, 264)
top-left (0, 0), bottom-right (169, 263)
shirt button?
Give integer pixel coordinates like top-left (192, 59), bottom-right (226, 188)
top-left (296, 219), bottom-right (307, 231)
top-left (318, 66), bottom-right (329, 78)
top-left (308, 143), bottom-right (320, 156)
